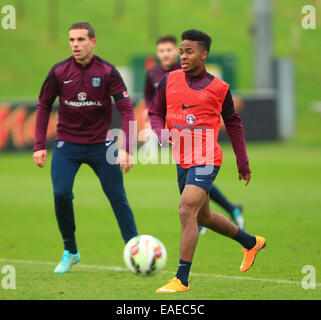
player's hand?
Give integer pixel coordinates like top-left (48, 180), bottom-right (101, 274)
top-left (33, 149), bottom-right (47, 168)
top-left (116, 149), bottom-right (134, 173)
top-left (239, 172), bottom-right (251, 186)
top-left (160, 137), bottom-right (174, 147)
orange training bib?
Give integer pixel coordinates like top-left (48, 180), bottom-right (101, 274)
top-left (165, 69), bottom-right (229, 168)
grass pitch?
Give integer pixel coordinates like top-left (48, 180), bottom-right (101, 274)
top-left (0, 141), bottom-right (320, 300)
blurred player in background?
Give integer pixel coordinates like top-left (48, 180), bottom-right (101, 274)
top-left (33, 22), bottom-right (138, 274)
top-left (149, 29), bottom-right (266, 293)
top-left (144, 35), bottom-right (245, 233)
top-left (144, 35), bottom-right (181, 107)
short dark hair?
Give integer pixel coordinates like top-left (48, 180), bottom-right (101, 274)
top-left (156, 35), bottom-right (177, 45)
top-left (181, 29), bottom-right (212, 52)
top-left (69, 22), bottom-right (96, 39)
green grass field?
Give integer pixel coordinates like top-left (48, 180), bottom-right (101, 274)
top-left (0, 141), bottom-right (320, 300)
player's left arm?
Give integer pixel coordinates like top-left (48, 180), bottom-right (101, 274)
top-left (221, 89), bottom-right (251, 186)
top-left (147, 74), bottom-right (170, 146)
top-left (108, 66), bottom-right (135, 173)
top-left (144, 71), bottom-right (154, 109)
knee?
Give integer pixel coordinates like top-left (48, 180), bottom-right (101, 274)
top-left (54, 190), bottom-right (74, 201)
top-left (179, 200), bottom-right (198, 224)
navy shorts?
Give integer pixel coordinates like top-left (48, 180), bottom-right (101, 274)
top-left (176, 164), bottom-right (220, 194)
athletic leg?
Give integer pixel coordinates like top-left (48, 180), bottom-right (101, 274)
top-left (51, 141), bottom-right (81, 253)
top-left (197, 196), bottom-right (238, 237)
top-left (174, 184), bottom-right (207, 287)
top-left (175, 165), bottom-right (220, 284)
top-left (157, 165), bottom-right (217, 292)
top-left (88, 142), bottom-right (138, 243)
top-left (197, 197), bottom-right (266, 272)
top-left (178, 185), bottom-right (208, 261)
top-left (197, 197), bottom-right (256, 249)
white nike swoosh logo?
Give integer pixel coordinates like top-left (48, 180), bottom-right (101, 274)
top-left (105, 141), bottom-right (112, 146)
top-left (195, 178), bottom-right (204, 182)
top-left (63, 80), bottom-right (73, 84)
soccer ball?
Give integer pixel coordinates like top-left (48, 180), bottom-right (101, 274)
top-left (123, 235), bottom-right (167, 276)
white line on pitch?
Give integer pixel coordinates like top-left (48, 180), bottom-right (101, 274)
top-left (0, 258), bottom-right (320, 287)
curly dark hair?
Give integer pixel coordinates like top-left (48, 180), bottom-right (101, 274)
top-left (181, 29), bottom-right (212, 52)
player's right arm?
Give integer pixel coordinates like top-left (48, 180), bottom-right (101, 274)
top-left (33, 67), bottom-right (60, 168)
top-left (147, 73), bottom-right (170, 145)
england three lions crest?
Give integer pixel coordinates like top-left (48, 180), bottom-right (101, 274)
top-left (91, 76), bottom-right (102, 88)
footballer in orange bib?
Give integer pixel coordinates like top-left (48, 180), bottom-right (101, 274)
top-left (149, 29), bottom-right (266, 293)
top-left (145, 35), bottom-right (247, 233)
